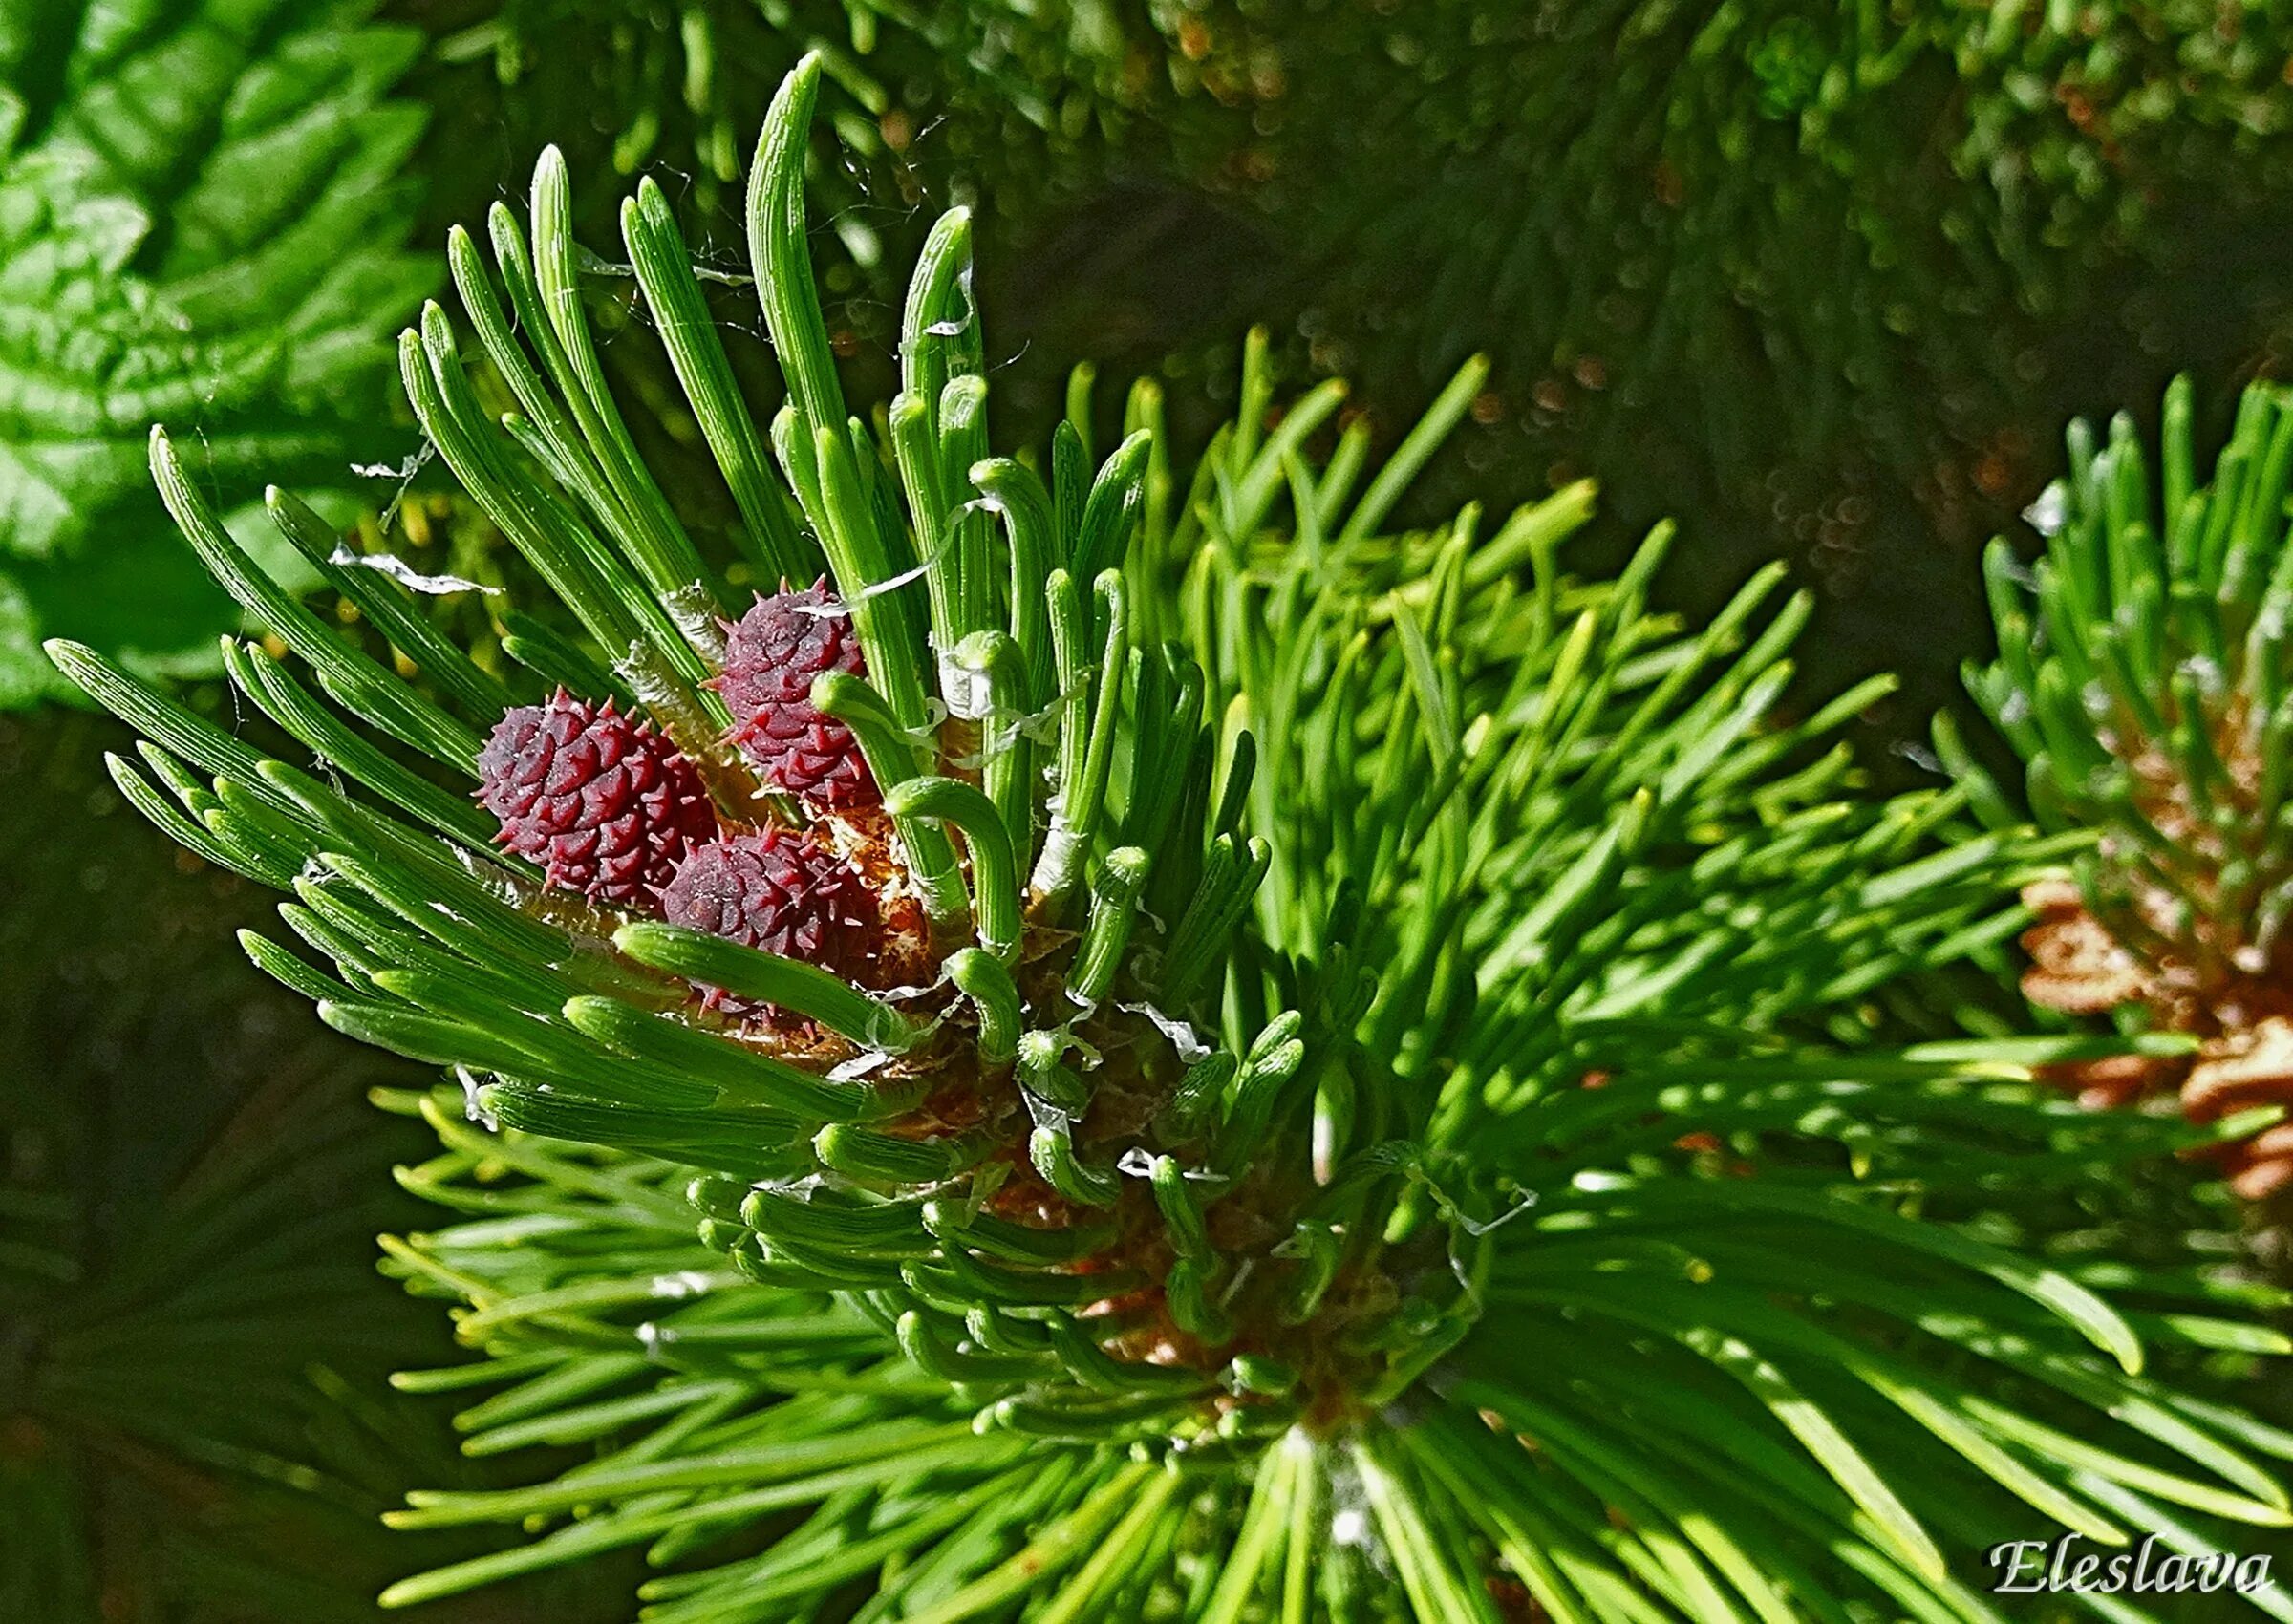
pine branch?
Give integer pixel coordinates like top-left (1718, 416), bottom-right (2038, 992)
top-left (1961, 375), bottom-right (2293, 1205)
top-left (48, 58), bottom-right (2293, 1622)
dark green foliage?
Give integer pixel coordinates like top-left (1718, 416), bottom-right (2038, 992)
top-left (396, 0), bottom-right (1228, 374)
top-left (0, 710), bottom-right (440, 1620)
top-left (1129, 1), bottom-right (2293, 739)
top-left (404, 0), bottom-right (1174, 206)
top-left (1201, 0), bottom-right (2293, 445)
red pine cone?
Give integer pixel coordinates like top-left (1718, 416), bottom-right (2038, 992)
top-left (662, 829), bottom-right (879, 994)
top-left (713, 581), bottom-right (878, 810)
top-left (476, 690), bottom-right (719, 909)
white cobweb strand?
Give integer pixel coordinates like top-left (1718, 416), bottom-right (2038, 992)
top-left (1119, 1000), bottom-right (1213, 1062)
top-left (328, 545), bottom-right (500, 596)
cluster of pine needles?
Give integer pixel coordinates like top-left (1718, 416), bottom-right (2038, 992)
top-left (20, 47), bottom-right (2293, 1624)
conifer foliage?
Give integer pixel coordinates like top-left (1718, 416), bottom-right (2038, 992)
top-left (54, 57), bottom-right (2293, 1622)
top-left (1961, 378), bottom-right (2293, 1205)
top-left (0, 714), bottom-right (467, 1622)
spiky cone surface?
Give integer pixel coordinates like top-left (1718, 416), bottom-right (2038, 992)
top-left (661, 827), bottom-right (883, 1021)
top-left (712, 582), bottom-right (878, 808)
top-left (1958, 377), bottom-right (2293, 1203)
top-left (477, 688), bottom-right (720, 908)
top-left (54, 58), bottom-right (2293, 1623)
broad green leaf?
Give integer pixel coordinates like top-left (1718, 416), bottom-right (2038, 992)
top-left (0, 0), bottom-right (432, 702)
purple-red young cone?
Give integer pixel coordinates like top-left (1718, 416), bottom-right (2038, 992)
top-left (662, 828), bottom-right (880, 999)
top-left (477, 690), bottom-right (719, 909)
top-left (714, 582), bottom-right (879, 810)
